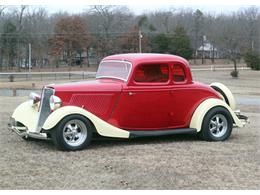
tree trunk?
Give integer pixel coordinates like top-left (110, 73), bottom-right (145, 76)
top-left (79, 51), bottom-right (82, 68)
top-left (86, 48), bottom-right (90, 68)
top-left (0, 49), bottom-right (2, 71)
top-left (211, 45), bottom-right (215, 64)
top-left (234, 59), bottom-right (237, 72)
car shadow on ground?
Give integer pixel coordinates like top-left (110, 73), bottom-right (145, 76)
top-left (92, 133), bottom-right (199, 146)
top-left (23, 133), bottom-right (200, 151)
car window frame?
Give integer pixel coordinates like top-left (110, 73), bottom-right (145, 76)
top-left (96, 60), bottom-right (133, 82)
top-left (171, 63), bottom-right (187, 85)
top-left (132, 62), bottom-right (171, 86)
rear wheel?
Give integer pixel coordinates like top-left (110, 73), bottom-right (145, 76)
top-left (52, 115), bottom-right (93, 151)
top-left (199, 107), bottom-right (233, 141)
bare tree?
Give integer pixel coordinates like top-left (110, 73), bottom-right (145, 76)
top-left (0, 5), bottom-right (260, 72)
top-left (25, 7), bottom-right (51, 69)
top-left (147, 10), bottom-right (174, 33)
top-left (87, 5), bottom-right (133, 59)
top-left (0, 5), bottom-right (7, 16)
top-left (49, 16), bottom-right (92, 70)
top-left (217, 14), bottom-right (243, 77)
top-left (192, 9), bottom-right (204, 64)
top-left (0, 6), bottom-right (7, 70)
top-left (238, 6), bottom-right (259, 53)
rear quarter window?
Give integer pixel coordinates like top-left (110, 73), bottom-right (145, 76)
top-left (172, 64), bottom-right (186, 82)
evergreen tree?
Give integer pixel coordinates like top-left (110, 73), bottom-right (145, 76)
top-left (170, 25), bottom-right (193, 59)
top-left (1, 21), bottom-right (18, 69)
top-left (150, 25), bottom-right (193, 59)
top-left (150, 34), bottom-right (171, 53)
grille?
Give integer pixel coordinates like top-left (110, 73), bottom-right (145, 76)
top-left (36, 87), bottom-right (54, 132)
top-left (70, 94), bottom-right (113, 117)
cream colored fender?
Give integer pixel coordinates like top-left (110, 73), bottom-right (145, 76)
top-left (42, 106), bottom-right (130, 138)
top-left (210, 82), bottom-right (236, 110)
top-left (12, 101), bottom-right (39, 133)
top-left (189, 98), bottom-right (243, 132)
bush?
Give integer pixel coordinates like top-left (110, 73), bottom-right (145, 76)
top-left (230, 70), bottom-right (239, 78)
top-left (9, 74), bottom-right (14, 82)
top-left (244, 52), bottom-right (260, 70)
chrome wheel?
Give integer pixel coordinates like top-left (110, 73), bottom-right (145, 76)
top-left (209, 114), bottom-right (228, 138)
top-left (62, 119), bottom-right (88, 147)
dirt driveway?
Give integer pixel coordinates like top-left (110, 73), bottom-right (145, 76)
top-left (0, 69), bottom-right (259, 189)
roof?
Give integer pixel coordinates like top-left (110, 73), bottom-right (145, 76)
top-left (102, 53), bottom-right (189, 66)
top-left (198, 43), bottom-right (218, 51)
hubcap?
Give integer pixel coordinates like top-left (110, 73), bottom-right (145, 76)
top-left (209, 114), bottom-right (228, 138)
top-left (63, 120), bottom-right (87, 147)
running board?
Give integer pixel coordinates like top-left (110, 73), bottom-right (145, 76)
top-left (129, 128), bottom-right (197, 138)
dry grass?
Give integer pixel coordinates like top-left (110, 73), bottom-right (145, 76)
top-left (0, 69), bottom-right (259, 189)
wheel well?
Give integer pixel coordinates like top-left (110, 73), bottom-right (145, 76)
top-left (44, 113), bottom-right (97, 133)
top-left (70, 114), bottom-right (97, 133)
top-left (211, 86), bottom-right (230, 106)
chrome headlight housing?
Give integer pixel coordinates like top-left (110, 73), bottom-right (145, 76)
top-left (29, 92), bottom-right (41, 106)
top-left (50, 95), bottom-right (62, 110)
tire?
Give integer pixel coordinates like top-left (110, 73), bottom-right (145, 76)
top-left (199, 106), bottom-right (233, 141)
top-left (52, 115), bottom-right (93, 151)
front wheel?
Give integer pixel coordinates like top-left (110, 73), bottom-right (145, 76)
top-left (52, 115), bottom-right (93, 151)
top-left (199, 107), bottom-right (233, 141)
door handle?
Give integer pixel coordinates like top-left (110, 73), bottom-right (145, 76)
top-left (128, 92), bottom-right (136, 96)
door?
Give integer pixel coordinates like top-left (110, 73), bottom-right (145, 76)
top-left (115, 63), bottom-right (173, 130)
top-left (169, 63), bottom-right (193, 127)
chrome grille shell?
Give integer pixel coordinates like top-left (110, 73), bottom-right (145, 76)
top-left (36, 87), bottom-right (54, 132)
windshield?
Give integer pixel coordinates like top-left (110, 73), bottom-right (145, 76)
top-left (96, 60), bottom-right (132, 81)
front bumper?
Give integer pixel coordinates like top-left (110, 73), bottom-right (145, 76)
top-left (234, 110), bottom-right (249, 126)
top-left (8, 87), bottom-right (54, 140)
top-left (8, 118), bottom-right (50, 140)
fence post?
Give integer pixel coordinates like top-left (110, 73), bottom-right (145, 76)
top-left (13, 89), bottom-right (17, 97)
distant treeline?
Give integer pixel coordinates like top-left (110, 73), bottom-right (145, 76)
top-left (0, 5), bottom-right (259, 71)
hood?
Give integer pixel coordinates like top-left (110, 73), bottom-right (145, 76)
top-left (47, 79), bottom-right (123, 93)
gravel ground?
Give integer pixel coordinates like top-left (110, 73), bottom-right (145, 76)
top-left (0, 69), bottom-right (259, 189)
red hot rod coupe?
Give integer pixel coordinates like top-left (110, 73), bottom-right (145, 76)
top-left (9, 54), bottom-right (248, 150)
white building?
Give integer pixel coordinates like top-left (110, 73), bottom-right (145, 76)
top-left (197, 40), bottom-right (219, 59)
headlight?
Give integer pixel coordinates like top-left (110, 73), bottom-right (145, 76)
top-left (50, 95), bottom-right (62, 110)
top-left (29, 92), bottom-right (41, 106)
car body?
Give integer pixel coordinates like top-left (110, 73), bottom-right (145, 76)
top-left (8, 53), bottom-right (248, 150)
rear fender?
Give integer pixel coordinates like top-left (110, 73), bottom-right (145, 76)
top-left (42, 106), bottom-right (130, 138)
top-left (189, 98), bottom-right (243, 132)
top-left (210, 82), bottom-right (236, 110)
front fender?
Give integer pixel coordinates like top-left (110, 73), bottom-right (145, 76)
top-left (12, 101), bottom-right (39, 132)
top-left (42, 106), bottom-right (130, 138)
top-left (189, 98), bottom-right (243, 132)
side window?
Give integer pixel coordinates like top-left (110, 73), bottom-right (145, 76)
top-left (134, 64), bottom-right (169, 83)
top-left (172, 64), bottom-right (186, 82)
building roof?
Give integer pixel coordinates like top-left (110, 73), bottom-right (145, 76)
top-left (198, 43), bottom-right (218, 51)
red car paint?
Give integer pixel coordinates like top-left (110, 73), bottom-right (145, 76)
top-left (49, 54), bottom-right (221, 131)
